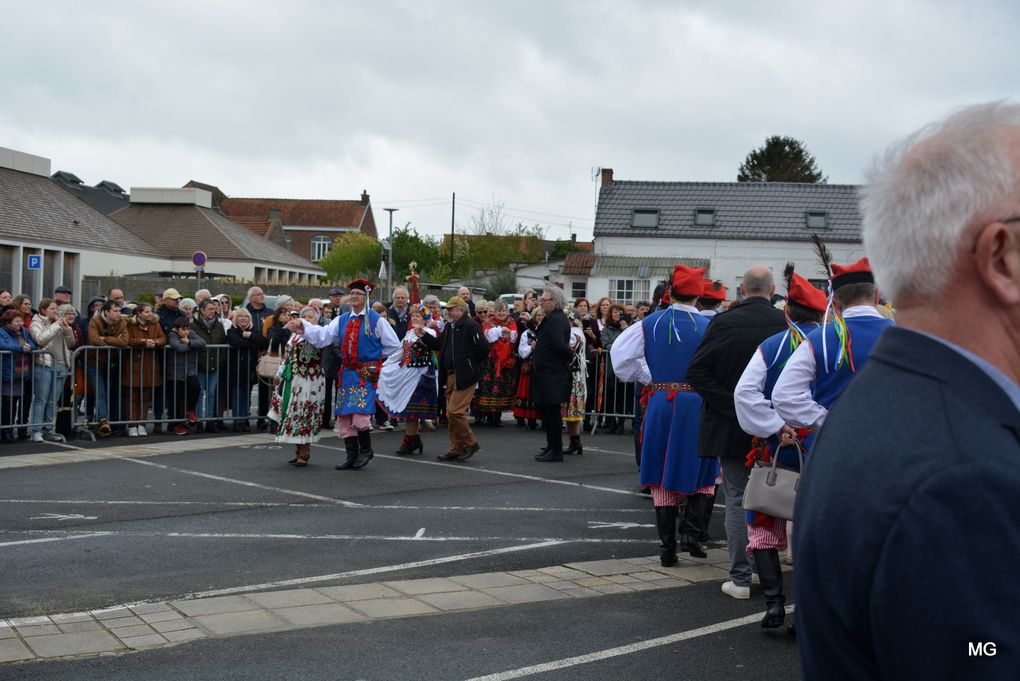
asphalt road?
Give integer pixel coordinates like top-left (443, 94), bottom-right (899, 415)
top-left (1, 424), bottom-right (800, 679)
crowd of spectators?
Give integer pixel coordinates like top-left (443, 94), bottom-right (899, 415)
top-left (0, 281), bottom-right (669, 444)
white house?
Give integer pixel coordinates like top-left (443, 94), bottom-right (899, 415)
top-left (566, 168), bottom-right (866, 304)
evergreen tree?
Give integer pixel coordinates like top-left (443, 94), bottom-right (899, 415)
top-left (737, 135), bottom-right (827, 183)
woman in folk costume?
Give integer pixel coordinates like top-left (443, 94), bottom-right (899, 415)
top-left (292, 279), bottom-right (401, 471)
top-left (271, 306), bottom-right (326, 467)
top-left (733, 264), bottom-right (827, 629)
top-left (472, 300), bottom-right (518, 426)
top-left (378, 306), bottom-right (438, 455)
top-left (609, 265), bottom-right (718, 567)
top-left (561, 311), bottom-right (588, 455)
top-left (513, 306), bottom-right (544, 430)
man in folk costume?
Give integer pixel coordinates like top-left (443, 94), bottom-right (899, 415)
top-left (610, 265), bottom-right (719, 566)
top-left (697, 279), bottom-right (726, 319)
top-left (771, 242), bottom-right (894, 435)
top-left (290, 279), bottom-right (401, 470)
top-left (733, 264), bottom-right (828, 629)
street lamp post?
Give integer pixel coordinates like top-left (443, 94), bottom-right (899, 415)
top-left (384, 208), bottom-right (398, 302)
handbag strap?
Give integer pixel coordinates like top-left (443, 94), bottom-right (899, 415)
top-left (771, 438), bottom-right (805, 472)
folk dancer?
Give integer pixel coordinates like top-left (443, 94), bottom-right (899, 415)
top-left (733, 264), bottom-right (827, 628)
top-left (378, 306), bottom-right (438, 456)
top-left (610, 265), bottom-right (719, 566)
top-left (290, 279), bottom-right (400, 470)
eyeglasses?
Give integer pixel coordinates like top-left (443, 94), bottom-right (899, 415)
top-left (971, 215), bottom-right (1020, 252)
top-left (539, 297), bottom-right (553, 303)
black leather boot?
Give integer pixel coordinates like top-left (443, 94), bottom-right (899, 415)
top-left (752, 548), bottom-right (785, 628)
top-left (655, 506), bottom-right (679, 567)
top-left (678, 495), bottom-right (708, 558)
top-left (353, 429), bottom-right (374, 469)
top-left (336, 436), bottom-right (359, 470)
top-left (696, 489), bottom-right (718, 543)
top-left (564, 435), bottom-right (583, 455)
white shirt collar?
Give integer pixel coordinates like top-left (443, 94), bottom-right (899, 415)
top-left (840, 305), bottom-right (885, 319)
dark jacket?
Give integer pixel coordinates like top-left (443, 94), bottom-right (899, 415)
top-left (245, 302), bottom-right (272, 334)
top-left (687, 297), bottom-right (787, 460)
top-left (166, 329), bottom-right (207, 381)
top-left (531, 307), bottom-right (573, 404)
top-left (226, 324), bottom-right (269, 385)
top-left (190, 318), bottom-right (227, 372)
top-left (795, 326), bottom-right (1020, 680)
top-left (388, 305), bottom-right (411, 339)
top-left (422, 313), bottom-right (488, 390)
top-left (266, 322), bottom-right (291, 355)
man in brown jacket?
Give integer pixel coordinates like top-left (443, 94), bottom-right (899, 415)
top-left (87, 299), bottom-right (128, 436)
top-left (124, 303), bottom-right (166, 436)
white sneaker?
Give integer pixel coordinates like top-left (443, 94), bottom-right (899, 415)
top-left (137, 426), bottom-right (148, 436)
top-left (752, 573), bottom-right (761, 585)
top-left (31, 432), bottom-right (43, 443)
top-left (382, 422), bottom-right (394, 431)
top-left (721, 581), bottom-right (751, 599)
top-left (127, 426), bottom-right (139, 437)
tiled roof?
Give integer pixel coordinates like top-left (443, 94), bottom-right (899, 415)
top-left (594, 180), bottom-right (862, 243)
top-left (0, 166), bottom-right (162, 255)
top-left (591, 256), bottom-right (710, 279)
top-left (110, 203), bottom-right (323, 272)
top-left (562, 253), bottom-right (595, 276)
top-left (220, 197), bottom-right (368, 237)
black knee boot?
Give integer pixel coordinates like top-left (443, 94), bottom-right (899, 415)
top-left (336, 436), bottom-right (359, 470)
top-left (655, 506), bottom-right (679, 567)
top-left (752, 548), bottom-right (785, 628)
top-left (678, 495), bottom-right (708, 558)
top-left (564, 435), bottom-right (583, 455)
top-left (353, 429), bottom-right (374, 469)
top-left (697, 489), bottom-right (717, 542)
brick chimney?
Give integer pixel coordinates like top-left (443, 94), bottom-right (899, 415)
top-left (601, 168), bottom-right (614, 186)
top-left (361, 190), bottom-right (369, 205)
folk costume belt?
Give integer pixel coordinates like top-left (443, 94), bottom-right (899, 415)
top-left (646, 382), bottom-right (695, 393)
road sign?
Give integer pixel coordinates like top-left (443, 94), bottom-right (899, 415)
top-left (192, 251), bottom-right (207, 268)
top-left (26, 254), bottom-right (42, 270)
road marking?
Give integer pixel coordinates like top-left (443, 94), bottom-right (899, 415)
top-left (0, 532), bottom-right (112, 547)
top-left (178, 540), bottom-right (568, 599)
top-left (461, 607), bottom-right (796, 681)
top-left (414, 527), bottom-right (426, 538)
top-left (120, 457), bottom-right (364, 508)
top-left (0, 499), bottom-right (309, 508)
top-left (583, 446), bottom-right (633, 457)
top-left (588, 521), bottom-right (653, 530)
top-left (29, 513), bottom-right (98, 521)
top-left (0, 499), bottom-right (650, 513)
top-left (313, 443), bottom-right (645, 498)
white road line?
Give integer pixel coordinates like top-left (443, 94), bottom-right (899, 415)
top-left (314, 444), bottom-right (645, 498)
top-left (120, 457), bottom-right (364, 508)
top-left (181, 540), bottom-right (567, 599)
top-left (0, 499), bottom-right (651, 513)
top-left (582, 446), bottom-right (633, 457)
top-left (0, 499), bottom-right (308, 508)
top-left (0, 529), bottom-right (651, 545)
top-left (462, 607), bottom-right (796, 681)
top-left (0, 532), bottom-right (112, 547)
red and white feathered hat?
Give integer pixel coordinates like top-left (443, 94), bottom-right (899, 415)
top-left (784, 264), bottom-right (828, 312)
top-left (670, 265), bottom-right (706, 298)
top-left (700, 278), bottom-right (727, 302)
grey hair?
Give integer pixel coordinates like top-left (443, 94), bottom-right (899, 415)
top-left (246, 286), bottom-right (263, 297)
top-left (275, 295), bottom-right (293, 310)
top-left (861, 101), bottom-right (1020, 304)
top-left (422, 294), bottom-right (440, 306)
top-left (492, 299), bottom-right (508, 312)
top-left (543, 285), bottom-right (566, 309)
top-left (741, 265), bottom-right (774, 296)
top-left (56, 303), bottom-right (77, 318)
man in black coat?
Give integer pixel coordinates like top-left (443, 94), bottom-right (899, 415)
top-left (532, 286), bottom-right (574, 462)
top-left (421, 295), bottom-right (488, 461)
top-left (796, 102), bottom-right (1020, 679)
top-left (687, 265), bottom-right (787, 598)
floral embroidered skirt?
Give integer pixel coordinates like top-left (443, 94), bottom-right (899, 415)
top-left (270, 373), bottom-right (325, 444)
top-left (561, 366), bottom-right (586, 422)
top-left (473, 357), bottom-right (516, 412)
top-left (387, 371), bottom-right (438, 421)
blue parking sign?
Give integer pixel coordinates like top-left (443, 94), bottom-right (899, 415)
top-left (27, 255), bottom-right (42, 271)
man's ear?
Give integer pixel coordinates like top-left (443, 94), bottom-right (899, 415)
top-left (975, 221), bottom-right (1020, 306)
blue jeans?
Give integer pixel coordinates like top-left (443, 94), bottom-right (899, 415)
top-left (197, 371), bottom-right (218, 420)
top-left (232, 384), bottom-right (252, 420)
top-left (31, 365), bottom-right (67, 433)
top-left (84, 362), bottom-right (108, 421)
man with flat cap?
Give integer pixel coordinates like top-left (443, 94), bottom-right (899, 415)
top-left (289, 279), bottom-right (400, 469)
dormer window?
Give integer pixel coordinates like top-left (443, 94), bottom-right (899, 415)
top-left (806, 211), bottom-right (828, 229)
top-left (631, 209), bottom-right (659, 228)
top-left (694, 209), bottom-right (716, 226)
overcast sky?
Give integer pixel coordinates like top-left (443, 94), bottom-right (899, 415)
top-left (2, 0), bottom-right (1018, 242)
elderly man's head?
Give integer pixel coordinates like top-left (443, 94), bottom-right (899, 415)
top-left (392, 287), bottom-right (408, 309)
top-left (739, 265), bottom-right (775, 300)
top-left (539, 286), bottom-right (566, 311)
top-left (457, 286), bottom-right (471, 301)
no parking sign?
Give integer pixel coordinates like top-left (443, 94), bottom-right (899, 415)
top-left (192, 251), bottom-right (207, 270)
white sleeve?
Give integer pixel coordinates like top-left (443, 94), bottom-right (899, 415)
top-left (484, 326), bottom-right (503, 343)
top-left (376, 316), bottom-right (402, 356)
top-left (772, 341), bottom-right (828, 429)
top-left (569, 328), bottom-right (583, 349)
top-left (508, 329), bottom-right (518, 344)
top-left (518, 332), bottom-right (533, 359)
top-left (301, 316), bottom-right (340, 349)
top-left (608, 321), bottom-right (650, 384)
top-left (734, 350), bottom-right (785, 438)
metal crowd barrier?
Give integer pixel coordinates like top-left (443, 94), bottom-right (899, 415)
top-left (584, 348), bottom-right (639, 433)
top-left (68, 344), bottom-right (261, 441)
top-left (0, 349), bottom-right (62, 441)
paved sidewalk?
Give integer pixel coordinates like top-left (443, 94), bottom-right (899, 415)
top-left (1, 550), bottom-right (788, 665)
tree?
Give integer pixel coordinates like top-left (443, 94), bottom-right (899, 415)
top-left (318, 232), bottom-right (380, 282)
top-left (737, 135), bottom-right (827, 183)
top-left (391, 225), bottom-right (443, 280)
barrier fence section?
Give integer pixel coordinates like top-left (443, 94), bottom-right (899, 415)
top-left (0, 349), bottom-right (61, 441)
top-left (67, 344), bottom-right (260, 440)
top-left (584, 348), bottom-right (639, 433)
